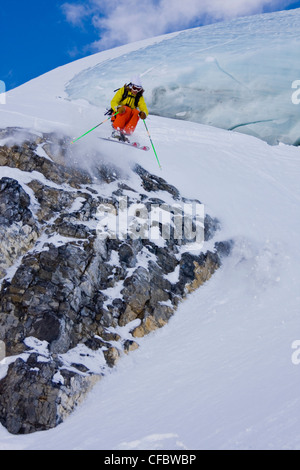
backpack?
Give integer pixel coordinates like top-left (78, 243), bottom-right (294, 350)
top-left (105, 84), bottom-right (144, 115)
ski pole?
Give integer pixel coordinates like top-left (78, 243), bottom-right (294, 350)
top-left (143, 120), bottom-right (162, 170)
top-left (71, 112), bottom-right (119, 144)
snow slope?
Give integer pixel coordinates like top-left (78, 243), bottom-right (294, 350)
top-left (0, 10), bottom-right (300, 450)
top-left (65, 8), bottom-right (300, 146)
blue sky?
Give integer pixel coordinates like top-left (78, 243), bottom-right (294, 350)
top-left (1, 0), bottom-right (300, 91)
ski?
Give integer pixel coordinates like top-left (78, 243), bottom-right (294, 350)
top-left (99, 137), bottom-right (149, 151)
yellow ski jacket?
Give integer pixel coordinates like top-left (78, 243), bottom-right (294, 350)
top-left (111, 86), bottom-right (149, 116)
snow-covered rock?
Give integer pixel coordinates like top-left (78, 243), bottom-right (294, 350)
top-left (0, 133), bottom-right (226, 434)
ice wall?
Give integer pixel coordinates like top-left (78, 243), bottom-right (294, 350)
top-left (66, 9), bottom-right (300, 146)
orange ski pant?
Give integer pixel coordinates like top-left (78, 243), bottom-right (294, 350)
top-left (112, 107), bottom-right (140, 135)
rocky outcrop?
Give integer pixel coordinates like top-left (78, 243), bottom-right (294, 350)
top-left (0, 178), bottom-right (39, 277)
top-left (0, 129), bottom-right (232, 434)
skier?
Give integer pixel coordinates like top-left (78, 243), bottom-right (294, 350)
top-left (110, 76), bottom-right (148, 142)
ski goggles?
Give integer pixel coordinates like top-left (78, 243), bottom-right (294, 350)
top-left (130, 84), bottom-right (143, 92)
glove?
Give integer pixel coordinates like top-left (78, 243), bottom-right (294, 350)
top-left (139, 111), bottom-right (146, 120)
top-left (118, 106), bottom-right (126, 114)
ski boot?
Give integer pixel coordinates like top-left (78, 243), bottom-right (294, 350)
top-left (111, 130), bottom-right (130, 143)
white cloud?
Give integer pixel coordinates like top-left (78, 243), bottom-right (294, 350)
top-left (62, 0), bottom-right (292, 51)
top-left (61, 2), bottom-right (91, 27)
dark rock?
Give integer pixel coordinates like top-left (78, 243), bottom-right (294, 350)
top-left (32, 313), bottom-right (61, 343)
top-left (134, 164), bottom-right (180, 199)
top-left (0, 178), bottom-right (31, 226)
top-left (118, 243), bottom-right (137, 267)
top-left (0, 354), bottom-right (99, 434)
top-left (214, 240), bottom-right (234, 257)
top-left (204, 213), bottom-right (221, 241)
top-left (0, 178), bottom-right (39, 277)
top-left (0, 132), bottom-right (231, 435)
